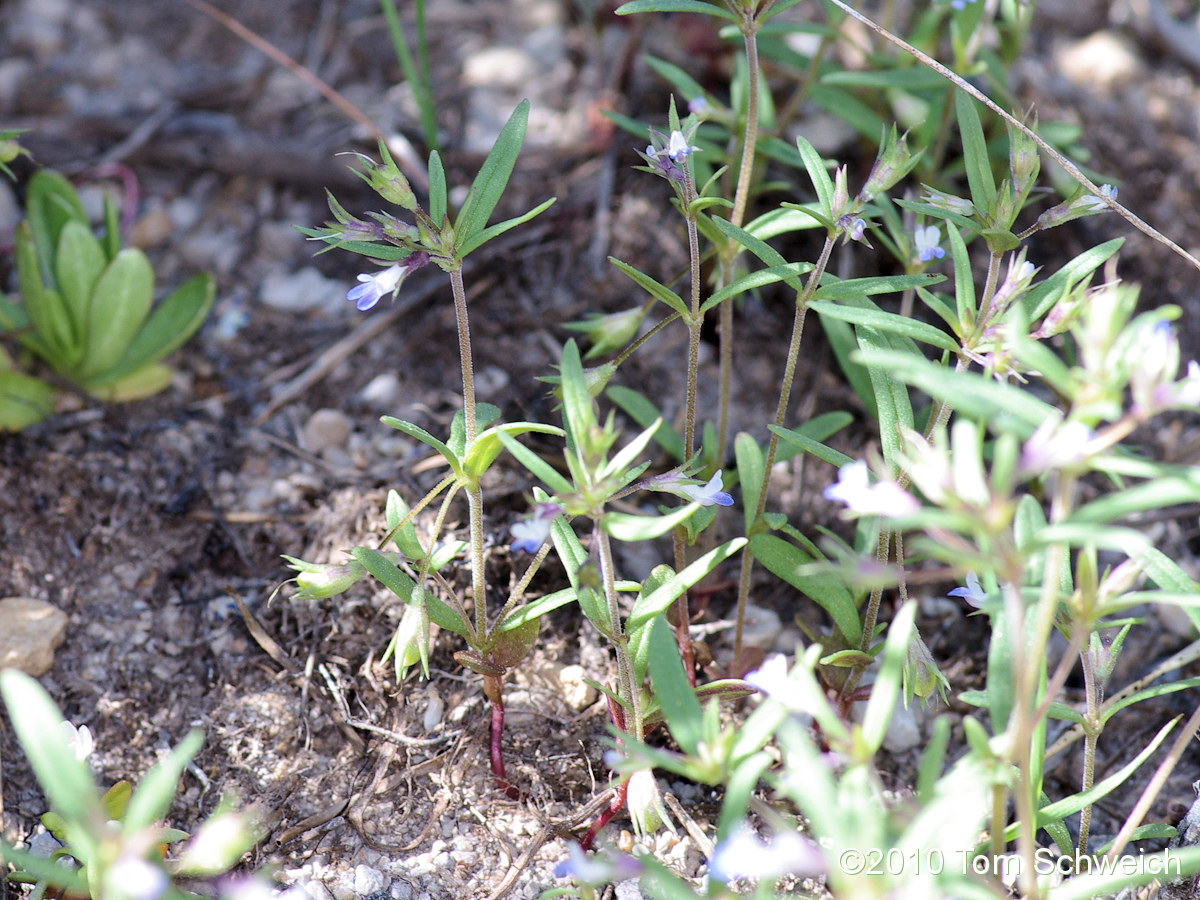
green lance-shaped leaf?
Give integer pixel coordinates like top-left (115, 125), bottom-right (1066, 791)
top-left (428, 149), bottom-right (448, 228)
top-left (77, 248), bottom-right (155, 380)
top-left (810, 299), bottom-right (958, 352)
top-left (382, 416), bottom-right (462, 477)
top-left (794, 135), bottom-right (835, 219)
top-left (603, 500), bottom-right (702, 542)
top-left (610, 258), bottom-right (690, 320)
top-left (628, 538), bottom-right (745, 633)
top-left (647, 615), bottom-right (704, 755)
top-left (55, 220), bottom-right (106, 341)
top-left (353, 547), bottom-right (473, 639)
top-left (455, 100), bottom-right (530, 251)
top-left (15, 222), bottom-right (77, 365)
top-left (559, 338), bottom-right (596, 453)
top-left (615, 0), bottom-right (737, 19)
top-left (0, 670), bottom-right (105, 828)
top-left (464, 421), bottom-right (565, 480)
top-left (448, 402), bottom-right (502, 460)
top-left (95, 273), bottom-right (215, 385)
top-left (123, 729), bottom-right (204, 834)
top-left (855, 327), bottom-right (914, 472)
top-left (735, 433), bottom-right (764, 535)
top-left (456, 196), bottom-right (555, 257)
top-left (955, 88), bottom-right (997, 216)
top-left (748, 533), bottom-right (861, 646)
top-left (26, 170), bottom-right (87, 279)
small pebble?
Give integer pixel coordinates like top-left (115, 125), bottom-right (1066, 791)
top-left (360, 373), bottom-right (404, 409)
top-left (302, 409), bottom-right (352, 453)
top-left (260, 266), bottom-right (346, 313)
top-left (353, 865), bottom-right (388, 896)
top-left (0, 597), bottom-right (69, 675)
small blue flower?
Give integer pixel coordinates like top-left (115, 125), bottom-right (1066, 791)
top-left (948, 572), bottom-right (986, 608)
top-left (913, 224), bottom-right (945, 263)
top-left (744, 653), bottom-right (791, 698)
top-left (346, 252), bottom-right (430, 311)
top-left (824, 460), bottom-right (920, 517)
top-left (948, 0), bottom-right (979, 9)
top-left (509, 502), bottom-right (565, 554)
top-left (709, 826), bottom-right (824, 882)
top-left (666, 130), bottom-right (700, 163)
top-left (648, 469), bottom-right (734, 507)
top-left (554, 844), bottom-right (643, 884)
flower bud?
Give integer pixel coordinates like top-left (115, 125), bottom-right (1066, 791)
top-left (347, 142), bottom-right (418, 211)
top-left (861, 126), bottom-right (917, 200)
top-left (1036, 184), bottom-right (1117, 230)
top-left (625, 770), bottom-right (675, 838)
top-left (920, 185), bottom-right (976, 218)
top-left (284, 557), bottom-right (368, 600)
top-left (565, 307), bottom-right (646, 360)
top-left (1008, 120), bottom-right (1040, 195)
top-left (904, 631), bottom-right (949, 705)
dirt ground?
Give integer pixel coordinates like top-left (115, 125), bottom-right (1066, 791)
top-left (3, 1), bottom-right (1200, 898)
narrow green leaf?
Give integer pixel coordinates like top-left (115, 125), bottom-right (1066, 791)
top-left (856, 328), bottom-right (913, 471)
top-left (769, 425), bottom-right (854, 469)
top-left (496, 587), bottom-right (578, 632)
top-left (813, 272), bottom-right (944, 301)
top-left (810, 299), bottom-right (958, 351)
top-left (78, 249), bottom-right (154, 379)
top-left (0, 671), bottom-right (103, 827)
top-left (647, 616), bottom-right (703, 754)
top-left (495, 430), bottom-right (573, 495)
top-left (1023, 238), bottom-right (1122, 322)
top-left (643, 54), bottom-right (706, 100)
top-left (26, 170), bottom-right (86, 276)
top-left (382, 416), bottom-right (462, 475)
top-left (455, 197), bottom-right (555, 257)
top-left (603, 501), bottom-right (702, 542)
top-left (15, 222), bottom-right (76, 364)
top-left (428, 150), bottom-right (447, 227)
top-left (749, 533), bottom-right (861, 645)
top-left (559, 338), bottom-right (595, 451)
top-left (124, 730), bottom-right (204, 833)
top-left (819, 311), bottom-right (876, 420)
top-left (455, 100), bottom-right (530, 249)
top-left (955, 89), bottom-right (997, 214)
top-left (353, 547), bottom-right (473, 638)
top-left (1072, 470), bottom-right (1200, 524)
top-left (702, 263), bottom-right (812, 314)
top-left (615, 0), bottom-right (737, 19)
top-left (628, 538), bottom-right (746, 631)
top-left (855, 347), bottom-right (1056, 433)
top-left (465, 421), bottom-right (564, 480)
top-left (735, 433), bottom-right (764, 534)
top-left (610, 258), bottom-right (690, 319)
top-left (794, 135), bottom-right (834, 216)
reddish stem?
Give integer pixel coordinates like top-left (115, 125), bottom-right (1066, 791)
top-left (485, 676), bottom-right (521, 800)
top-left (580, 779), bottom-right (630, 851)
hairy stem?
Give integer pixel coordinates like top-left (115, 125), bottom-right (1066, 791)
top-left (732, 235), bottom-right (833, 669)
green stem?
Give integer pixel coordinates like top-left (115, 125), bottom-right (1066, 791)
top-left (732, 235), bottom-right (833, 668)
top-left (716, 14), bottom-right (764, 467)
top-left (449, 267), bottom-right (486, 634)
top-left (597, 527), bottom-right (642, 739)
